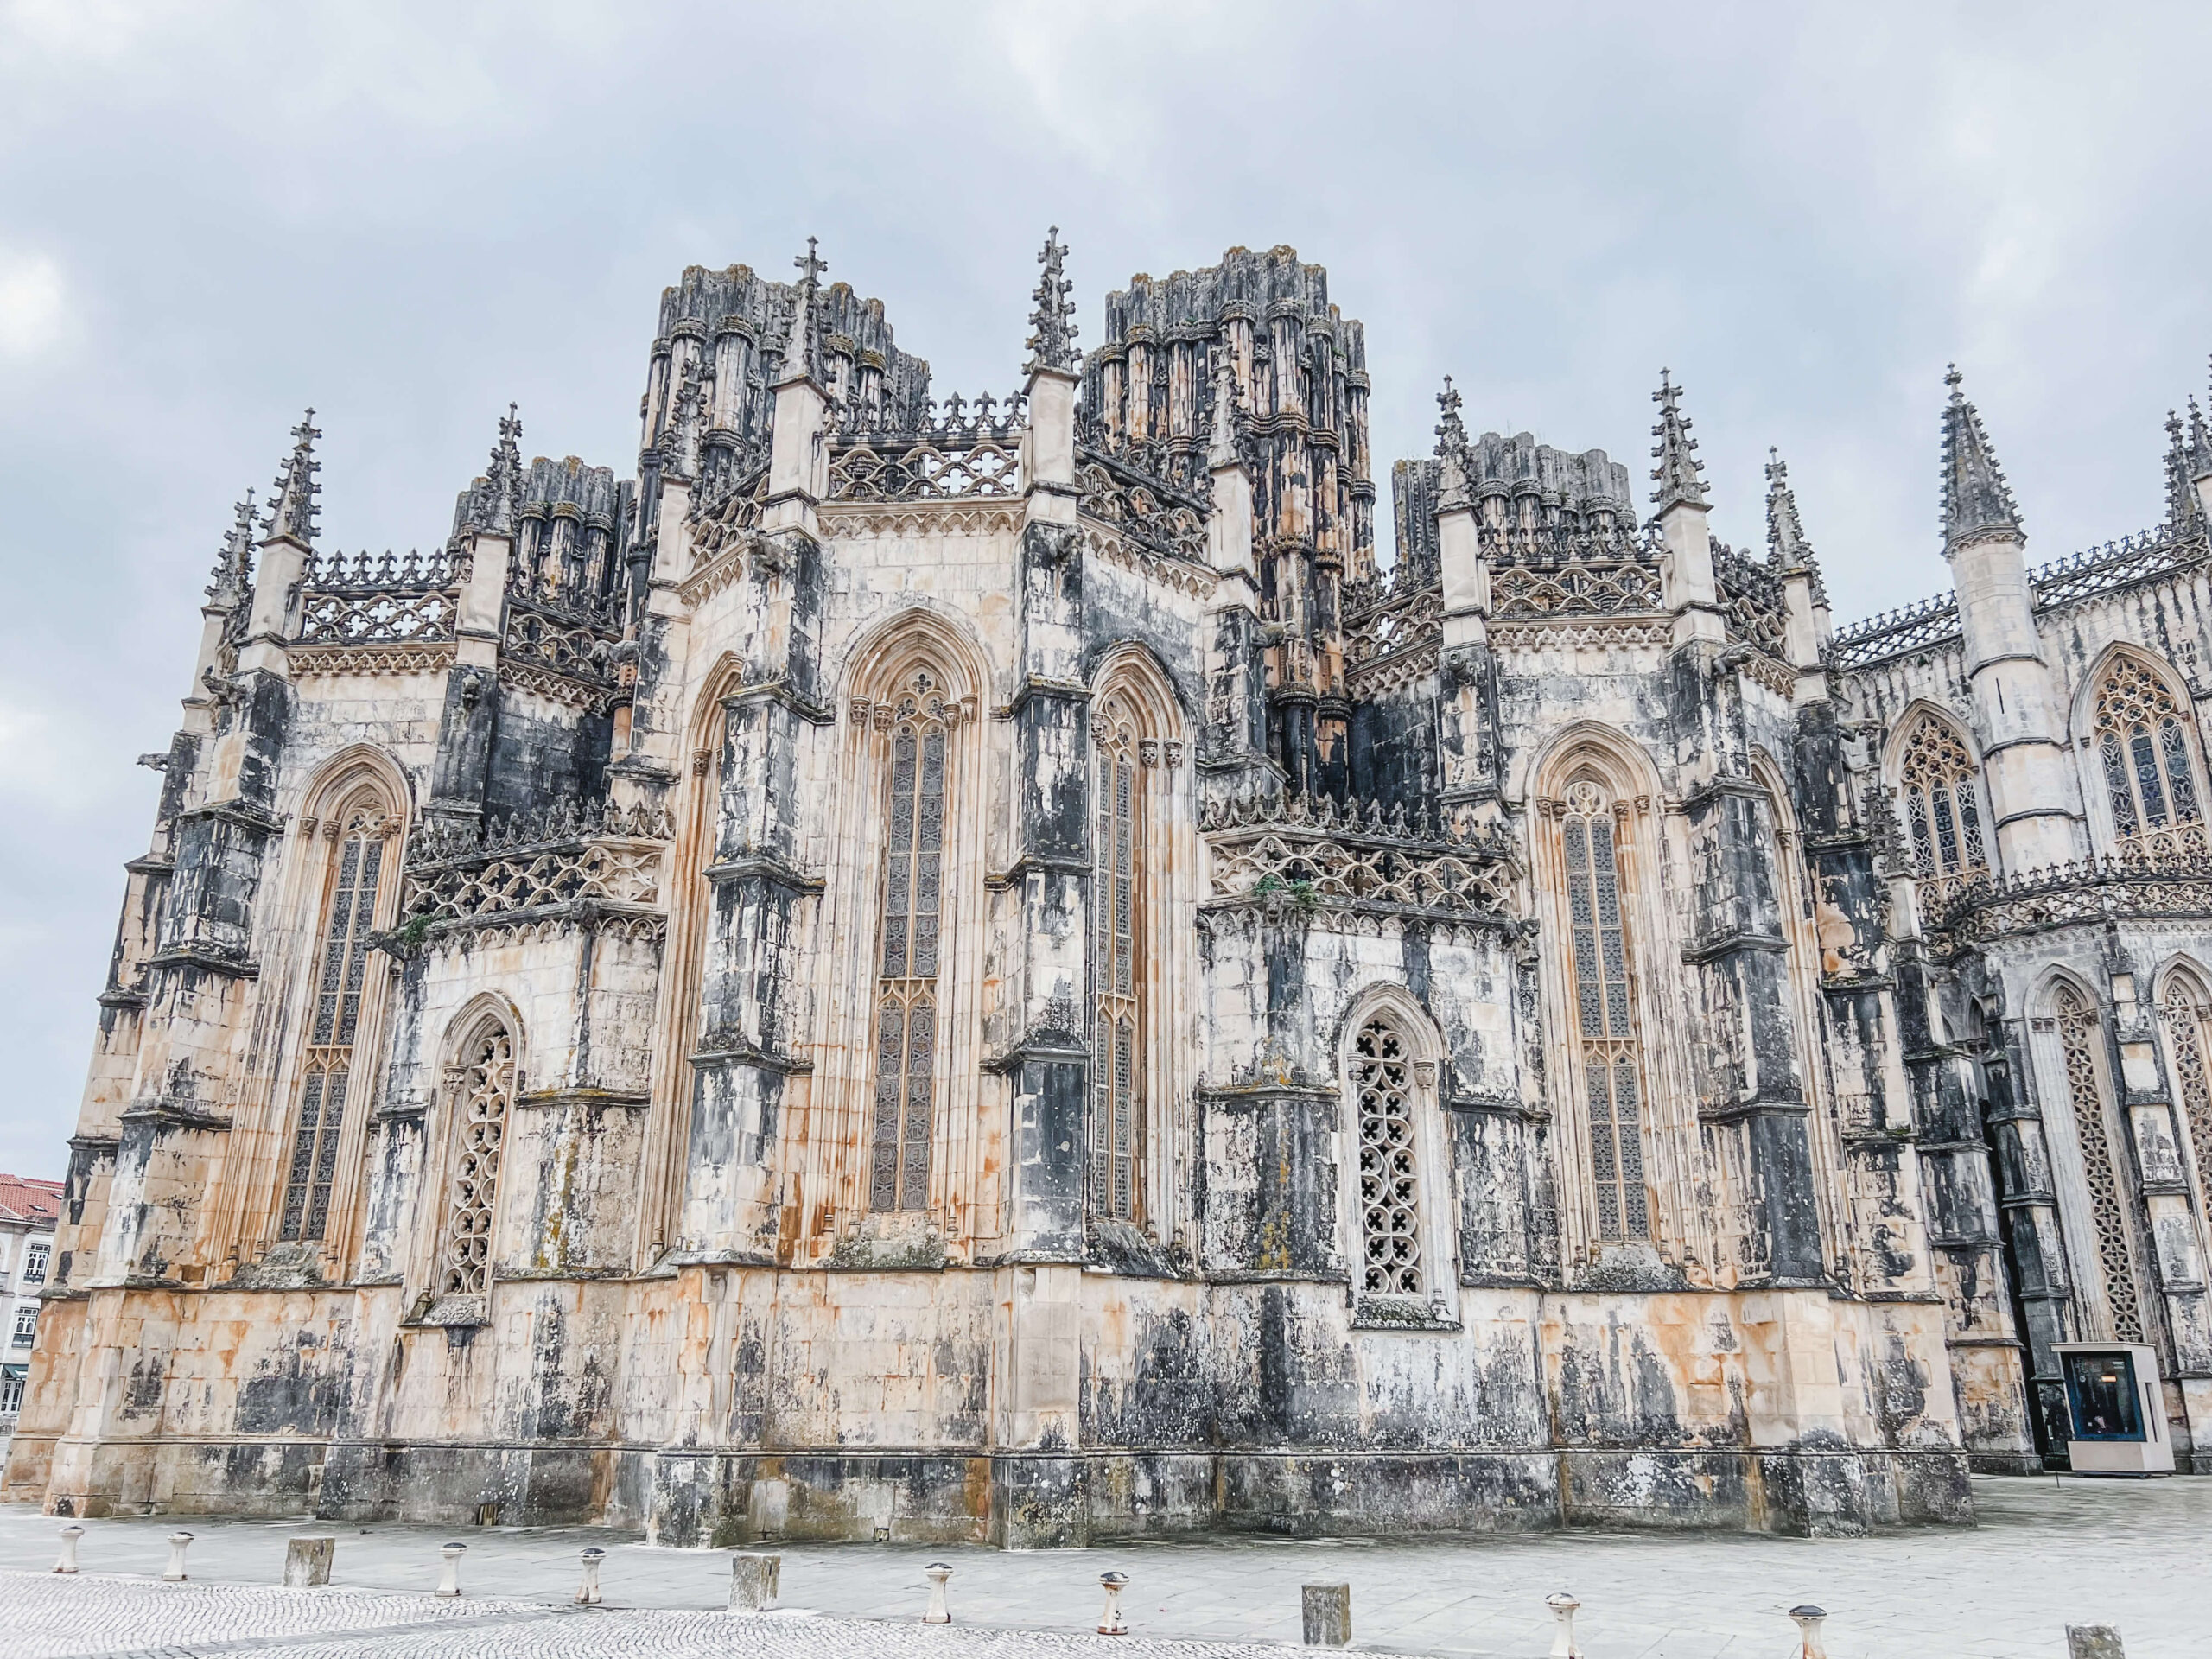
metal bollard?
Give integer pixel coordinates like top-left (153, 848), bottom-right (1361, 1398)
top-left (1301, 1583), bottom-right (1351, 1648)
top-left (284, 1537), bottom-right (335, 1588)
top-left (1545, 1592), bottom-right (1582, 1659)
top-left (54, 1524), bottom-right (84, 1575)
top-left (921, 1560), bottom-right (953, 1624)
top-left (2067, 1628), bottom-right (2126, 1659)
top-left (1097, 1570), bottom-right (1129, 1636)
top-left (575, 1547), bottom-right (605, 1606)
top-left (162, 1532), bottom-right (194, 1583)
top-left (728, 1552), bottom-right (780, 1611)
top-left (1789, 1605), bottom-right (1828, 1659)
top-left (435, 1541), bottom-right (466, 1599)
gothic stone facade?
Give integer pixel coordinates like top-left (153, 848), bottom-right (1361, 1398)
top-left (10, 238), bottom-right (2212, 1545)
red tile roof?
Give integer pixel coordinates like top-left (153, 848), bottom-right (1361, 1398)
top-left (0, 1175), bottom-right (63, 1226)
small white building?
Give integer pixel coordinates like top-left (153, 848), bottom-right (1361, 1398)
top-left (0, 1175), bottom-right (62, 1451)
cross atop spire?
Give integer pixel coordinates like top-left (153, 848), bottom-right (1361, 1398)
top-left (1433, 375), bottom-right (1468, 457)
top-left (780, 237), bottom-right (826, 385)
top-left (1939, 365), bottom-right (2023, 550)
top-left (1764, 448), bottom-right (1815, 568)
top-left (263, 409), bottom-right (321, 545)
top-left (1649, 369), bottom-right (1708, 513)
top-left (1025, 226), bottom-right (1078, 375)
top-left (207, 488), bottom-right (256, 601)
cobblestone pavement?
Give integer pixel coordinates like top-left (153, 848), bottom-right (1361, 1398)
top-left (2, 1475), bottom-right (2205, 1659)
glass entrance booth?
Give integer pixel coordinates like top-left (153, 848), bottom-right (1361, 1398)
top-left (2054, 1342), bottom-right (2174, 1474)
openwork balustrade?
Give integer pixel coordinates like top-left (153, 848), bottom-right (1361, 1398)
top-left (295, 549), bottom-right (467, 645)
top-left (1713, 545), bottom-right (1791, 660)
top-left (1344, 585), bottom-right (1440, 667)
top-left (1929, 849), bottom-right (2212, 944)
top-left (402, 800), bottom-right (672, 927)
top-left (1077, 446), bottom-right (1208, 564)
top-left (1827, 593), bottom-right (1963, 670)
top-left (1486, 527), bottom-right (1664, 620)
top-left (1202, 791), bottom-right (1516, 920)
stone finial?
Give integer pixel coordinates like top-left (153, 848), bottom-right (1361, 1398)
top-left (1939, 365), bottom-right (2024, 549)
top-left (460, 404), bottom-right (525, 536)
top-left (1208, 345), bottom-right (1243, 468)
top-left (2184, 397), bottom-right (2212, 488)
top-left (1765, 448), bottom-right (1816, 567)
top-left (1649, 369), bottom-right (1708, 513)
top-left (1434, 374), bottom-right (1469, 458)
top-left (1025, 226), bottom-right (1078, 374)
top-left (207, 488), bottom-right (257, 602)
top-left (779, 236), bottom-right (826, 385)
top-left (263, 409), bottom-right (322, 545)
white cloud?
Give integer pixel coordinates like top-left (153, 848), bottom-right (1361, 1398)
top-left (0, 247), bottom-right (67, 358)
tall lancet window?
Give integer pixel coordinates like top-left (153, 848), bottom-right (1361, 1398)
top-left (1090, 697), bottom-right (1143, 1222)
top-left (2051, 984), bottom-right (2144, 1343)
top-left (2093, 656), bottom-right (2205, 861)
top-left (440, 1018), bottom-right (516, 1297)
top-left (1351, 1016), bottom-right (1422, 1295)
top-left (1897, 714), bottom-right (1987, 905)
top-left (278, 803), bottom-right (388, 1243)
top-left (1561, 778), bottom-right (1652, 1241)
top-left (2160, 973), bottom-right (2212, 1216)
top-left (869, 672), bottom-right (950, 1212)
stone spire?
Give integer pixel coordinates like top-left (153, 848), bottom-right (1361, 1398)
top-left (207, 489), bottom-right (256, 603)
top-left (1939, 365), bottom-right (2023, 550)
top-left (263, 409), bottom-right (321, 546)
top-left (1764, 448), bottom-right (1815, 567)
top-left (779, 237), bottom-right (826, 386)
top-left (460, 404), bottom-right (525, 536)
top-left (1435, 376), bottom-right (1471, 512)
top-left (1649, 369), bottom-right (1708, 514)
top-left (1025, 226), bottom-right (1078, 375)
top-left (2164, 410), bottom-right (2203, 530)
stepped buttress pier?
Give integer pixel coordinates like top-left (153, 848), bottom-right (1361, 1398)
top-left (11, 237), bottom-right (2212, 1543)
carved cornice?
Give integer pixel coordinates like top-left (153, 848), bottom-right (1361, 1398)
top-left (290, 641), bottom-right (458, 680)
top-left (1490, 617), bottom-right (1672, 652)
top-left (818, 500), bottom-right (1024, 539)
top-left (497, 660), bottom-right (616, 714)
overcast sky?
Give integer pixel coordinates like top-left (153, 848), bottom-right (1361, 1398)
top-left (4, 1), bottom-right (2210, 1174)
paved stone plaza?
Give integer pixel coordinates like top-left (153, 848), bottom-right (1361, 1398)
top-left (1, 1477), bottom-right (2202, 1659)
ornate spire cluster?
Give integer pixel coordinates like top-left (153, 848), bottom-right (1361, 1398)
top-left (263, 409), bottom-right (322, 545)
top-left (458, 404), bottom-right (526, 535)
top-left (1434, 375), bottom-right (1471, 512)
top-left (1939, 365), bottom-right (2023, 549)
top-left (1025, 226), bottom-right (1078, 374)
top-left (207, 489), bottom-right (256, 601)
top-left (1764, 448), bottom-right (1815, 567)
top-left (2164, 409), bottom-right (2204, 530)
top-left (1649, 370), bottom-right (1709, 513)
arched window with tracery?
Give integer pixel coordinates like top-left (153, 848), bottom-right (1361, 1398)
top-left (1897, 713), bottom-right (1987, 904)
top-left (1350, 1015), bottom-right (1423, 1297)
top-left (2092, 656), bottom-right (2205, 861)
top-left (277, 796), bottom-right (394, 1243)
top-left (868, 671), bottom-right (952, 1212)
top-left (1560, 776), bottom-right (1652, 1242)
top-left (440, 1017), bottom-right (516, 1297)
top-left (2160, 971), bottom-right (2212, 1224)
top-left (2050, 984), bottom-right (2144, 1343)
top-left (1090, 694), bottom-right (1143, 1222)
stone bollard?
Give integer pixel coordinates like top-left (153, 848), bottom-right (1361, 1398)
top-left (1789, 1605), bottom-right (1828, 1659)
top-left (1301, 1583), bottom-right (1351, 1648)
top-left (54, 1524), bottom-right (84, 1575)
top-left (284, 1538), bottom-right (335, 1588)
top-left (2067, 1628), bottom-right (2126, 1659)
top-left (728, 1552), bottom-right (780, 1612)
top-left (1545, 1592), bottom-right (1582, 1659)
top-left (922, 1561), bottom-right (953, 1624)
top-left (1097, 1570), bottom-right (1130, 1636)
top-left (162, 1532), bottom-right (194, 1583)
top-left (575, 1547), bottom-right (605, 1606)
top-left (435, 1541), bottom-right (466, 1599)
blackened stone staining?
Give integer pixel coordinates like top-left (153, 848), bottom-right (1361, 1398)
top-left (18, 241), bottom-right (2212, 1546)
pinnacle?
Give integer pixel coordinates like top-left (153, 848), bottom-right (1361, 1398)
top-left (263, 408), bottom-right (321, 545)
top-left (780, 237), bottom-right (826, 385)
top-left (1764, 447), bottom-right (1815, 569)
top-left (1938, 365), bottom-right (2024, 549)
top-left (1649, 368), bottom-right (1709, 513)
top-left (1433, 375), bottom-right (1468, 458)
top-left (207, 488), bottom-right (257, 601)
top-left (1025, 226), bottom-right (1079, 375)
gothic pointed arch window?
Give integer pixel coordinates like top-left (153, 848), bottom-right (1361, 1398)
top-left (277, 791), bottom-right (397, 1244)
top-left (868, 670), bottom-right (954, 1212)
top-left (2091, 655), bottom-right (2206, 861)
top-left (2159, 968), bottom-right (2212, 1225)
top-left (1559, 775), bottom-right (1652, 1242)
top-left (1896, 712), bottom-right (1987, 905)
top-left (439, 1012), bottom-right (517, 1297)
top-left (1350, 1014), bottom-right (1425, 1296)
top-left (1090, 696), bottom-right (1143, 1222)
top-left (2048, 982), bottom-right (2144, 1343)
